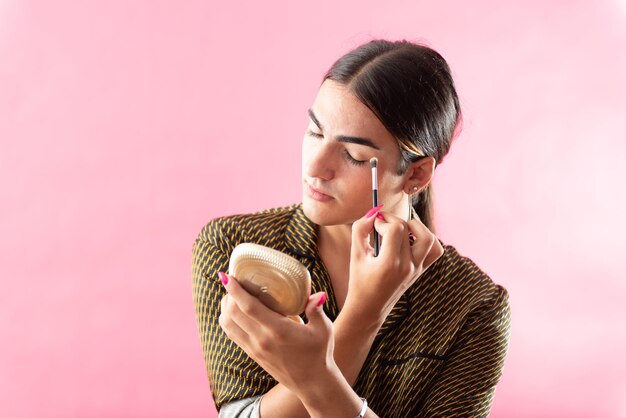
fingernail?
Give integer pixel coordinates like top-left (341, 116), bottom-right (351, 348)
top-left (376, 213), bottom-right (385, 220)
top-left (365, 203), bottom-right (384, 218)
top-left (317, 292), bottom-right (327, 307)
top-left (218, 272), bottom-right (228, 286)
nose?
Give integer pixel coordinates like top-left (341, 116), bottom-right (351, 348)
top-left (303, 140), bottom-right (335, 181)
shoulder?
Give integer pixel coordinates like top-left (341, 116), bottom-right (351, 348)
top-left (417, 242), bottom-right (509, 320)
top-left (432, 240), bottom-right (507, 299)
top-left (395, 242), bottom-right (510, 355)
top-left (194, 203), bottom-right (301, 254)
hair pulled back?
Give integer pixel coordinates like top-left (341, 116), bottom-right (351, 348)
top-left (324, 40), bottom-right (462, 232)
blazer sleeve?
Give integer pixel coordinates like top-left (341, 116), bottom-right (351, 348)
top-left (192, 223), bottom-right (277, 410)
top-left (417, 286), bottom-right (511, 417)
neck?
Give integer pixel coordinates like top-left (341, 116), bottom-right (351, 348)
top-left (318, 223), bottom-right (353, 257)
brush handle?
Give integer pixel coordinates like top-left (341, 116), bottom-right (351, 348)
top-left (372, 189), bottom-right (380, 257)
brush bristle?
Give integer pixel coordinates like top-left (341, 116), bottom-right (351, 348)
top-left (370, 157), bottom-right (378, 168)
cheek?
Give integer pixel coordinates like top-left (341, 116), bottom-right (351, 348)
top-left (301, 138), bottom-right (312, 171)
top-left (377, 174), bottom-right (405, 204)
top-left (343, 170), bottom-right (375, 204)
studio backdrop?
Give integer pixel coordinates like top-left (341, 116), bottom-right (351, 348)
top-left (1, 0), bottom-right (625, 417)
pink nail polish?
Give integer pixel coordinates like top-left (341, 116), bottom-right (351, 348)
top-left (317, 292), bottom-right (327, 307)
top-left (376, 213), bottom-right (385, 220)
top-left (218, 272), bottom-right (228, 286)
top-left (365, 203), bottom-right (384, 218)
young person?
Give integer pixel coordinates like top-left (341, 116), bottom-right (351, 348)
top-left (193, 39), bottom-right (510, 417)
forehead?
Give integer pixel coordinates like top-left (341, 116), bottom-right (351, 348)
top-left (310, 80), bottom-right (396, 145)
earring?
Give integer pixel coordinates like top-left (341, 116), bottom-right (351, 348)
top-left (408, 185), bottom-right (418, 194)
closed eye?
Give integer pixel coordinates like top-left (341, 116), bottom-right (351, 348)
top-left (344, 150), bottom-right (366, 166)
top-left (306, 129), bottom-right (323, 138)
top-left (306, 129), bottom-right (368, 167)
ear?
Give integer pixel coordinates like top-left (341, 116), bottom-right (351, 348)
top-left (402, 157), bottom-right (436, 195)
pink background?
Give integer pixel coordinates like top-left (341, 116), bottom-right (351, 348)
top-left (1, 0), bottom-right (625, 417)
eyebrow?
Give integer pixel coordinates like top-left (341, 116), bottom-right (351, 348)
top-left (307, 108), bottom-right (381, 150)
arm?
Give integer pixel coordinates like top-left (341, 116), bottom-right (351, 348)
top-left (257, 304), bottom-right (384, 417)
top-left (219, 209), bottom-right (444, 417)
top-left (220, 274), bottom-right (381, 418)
top-left (417, 286), bottom-right (511, 417)
top-left (192, 229), bottom-right (277, 410)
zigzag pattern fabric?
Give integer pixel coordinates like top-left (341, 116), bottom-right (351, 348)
top-left (192, 204), bottom-right (510, 417)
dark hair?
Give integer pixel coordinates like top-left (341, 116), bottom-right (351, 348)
top-left (324, 40), bottom-right (462, 232)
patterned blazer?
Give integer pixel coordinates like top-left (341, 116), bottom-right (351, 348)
top-left (192, 203), bottom-right (510, 417)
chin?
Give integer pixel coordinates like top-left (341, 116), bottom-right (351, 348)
top-left (302, 198), bottom-right (331, 225)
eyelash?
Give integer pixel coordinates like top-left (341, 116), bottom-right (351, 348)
top-left (306, 130), bottom-right (367, 166)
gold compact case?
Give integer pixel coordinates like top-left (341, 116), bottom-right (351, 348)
top-left (229, 243), bottom-right (311, 316)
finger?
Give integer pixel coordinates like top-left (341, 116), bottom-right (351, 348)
top-left (406, 221), bottom-right (433, 259)
top-left (405, 222), bottom-right (442, 269)
top-left (221, 320), bottom-right (261, 365)
top-left (351, 204), bottom-right (384, 257)
top-left (304, 292), bottom-right (329, 327)
top-left (374, 215), bottom-right (409, 259)
top-left (219, 272), bottom-right (289, 327)
top-left (374, 212), bottom-right (411, 259)
top-left (221, 287), bottom-right (267, 337)
top-left (405, 214), bottom-right (436, 248)
top-left (219, 295), bottom-right (254, 351)
top-left (405, 213), bottom-right (430, 235)
top-left (423, 237), bottom-right (445, 270)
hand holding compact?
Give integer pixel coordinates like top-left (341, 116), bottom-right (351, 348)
top-left (218, 272), bottom-right (334, 394)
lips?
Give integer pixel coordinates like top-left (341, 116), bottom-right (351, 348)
top-left (304, 181), bottom-right (334, 201)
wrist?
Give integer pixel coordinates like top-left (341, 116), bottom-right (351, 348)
top-left (339, 297), bottom-right (387, 331)
top-left (295, 363), bottom-right (363, 418)
top-left (289, 358), bottom-right (339, 401)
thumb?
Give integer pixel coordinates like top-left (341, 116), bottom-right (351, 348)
top-left (304, 292), bottom-right (327, 326)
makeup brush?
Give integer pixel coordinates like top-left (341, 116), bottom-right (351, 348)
top-left (370, 157), bottom-right (380, 257)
